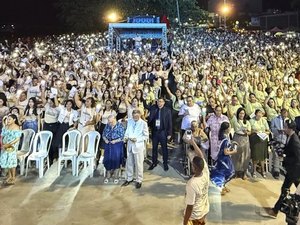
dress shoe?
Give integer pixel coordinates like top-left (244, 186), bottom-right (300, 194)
top-left (264, 207), bottom-right (278, 218)
top-left (273, 172), bottom-right (280, 179)
top-left (148, 163), bottom-right (157, 170)
top-left (163, 164), bottom-right (169, 171)
top-left (121, 180), bottom-right (133, 187)
top-left (136, 182), bottom-right (142, 189)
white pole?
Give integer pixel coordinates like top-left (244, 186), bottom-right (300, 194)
top-left (176, 0), bottom-right (181, 25)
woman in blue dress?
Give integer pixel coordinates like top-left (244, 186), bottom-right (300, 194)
top-left (0, 114), bottom-right (22, 185)
top-left (210, 121), bottom-right (238, 195)
top-left (102, 115), bottom-right (125, 184)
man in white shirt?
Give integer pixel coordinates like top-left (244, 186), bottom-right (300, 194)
top-left (179, 96), bottom-right (201, 131)
top-left (122, 109), bottom-right (149, 189)
top-left (184, 136), bottom-right (209, 225)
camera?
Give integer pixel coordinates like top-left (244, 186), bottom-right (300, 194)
top-left (268, 140), bottom-right (285, 157)
top-left (231, 142), bottom-right (238, 151)
top-left (280, 192), bottom-right (300, 224)
top-left (186, 130), bottom-right (192, 140)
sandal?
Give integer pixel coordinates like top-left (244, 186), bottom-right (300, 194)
top-left (224, 187), bottom-right (230, 193)
top-left (221, 188), bottom-right (227, 196)
top-left (6, 178), bottom-right (15, 185)
top-left (262, 172), bottom-right (267, 179)
top-left (113, 179), bottom-right (119, 184)
top-left (252, 172), bottom-right (257, 178)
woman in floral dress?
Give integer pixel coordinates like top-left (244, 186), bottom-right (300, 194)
top-left (0, 114), bottom-right (22, 185)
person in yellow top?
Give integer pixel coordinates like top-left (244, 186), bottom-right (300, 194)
top-left (288, 99), bottom-right (300, 121)
top-left (231, 108), bottom-right (251, 180)
top-left (249, 109), bottom-right (270, 179)
top-left (244, 92), bottom-right (264, 118)
top-left (226, 95), bottom-right (243, 129)
top-left (274, 88), bottom-right (284, 109)
top-left (264, 97), bottom-right (279, 122)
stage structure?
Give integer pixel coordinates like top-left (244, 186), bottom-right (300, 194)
top-left (108, 15), bottom-right (168, 51)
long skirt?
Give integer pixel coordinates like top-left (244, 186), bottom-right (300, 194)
top-left (249, 133), bottom-right (268, 161)
top-left (103, 142), bottom-right (124, 170)
top-left (210, 156), bottom-right (235, 188)
top-left (231, 134), bottom-right (251, 172)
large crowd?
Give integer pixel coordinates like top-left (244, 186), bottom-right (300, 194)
top-left (0, 28), bottom-right (300, 224)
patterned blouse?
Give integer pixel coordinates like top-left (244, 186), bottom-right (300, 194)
top-left (103, 122), bottom-right (125, 141)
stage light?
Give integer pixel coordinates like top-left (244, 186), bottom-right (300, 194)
top-left (107, 12), bottom-right (119, 23)
top-left (221, 4), bottom-right (230, 16)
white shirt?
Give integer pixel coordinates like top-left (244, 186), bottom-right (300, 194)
top-left (44, 103), bottom-right (60, 124)
top-left (57, 107), bottom-right (78, 126)
top-left (185, 160), bottom-right (210, 220)
top-left (124, 118), bottom-right (149, 154)
top-left (179, 103), bottom-right (201, 130)
top-left (27, 85), bottom-right (41, 98)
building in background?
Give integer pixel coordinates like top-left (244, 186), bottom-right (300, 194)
top-left (251, 11), bottom-right (300, 30)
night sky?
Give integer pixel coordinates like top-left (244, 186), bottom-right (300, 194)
top-left (0, 0), bottom-right (294, 33)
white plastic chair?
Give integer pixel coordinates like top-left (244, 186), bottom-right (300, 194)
top-left (57, 129), bottom-right (81, 176)
top-left (17, 129), bottom-right (36, 176)
top-left (76, 131), bottom-right (100, 177)
top-left (25, 131), bottom-right (53, 178)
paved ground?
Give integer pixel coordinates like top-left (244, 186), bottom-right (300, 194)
top-left (0, 158), bottom-right (296, 225)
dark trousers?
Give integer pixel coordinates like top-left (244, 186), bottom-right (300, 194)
top-left (43, 122), bottom-right (59, 163)
top-left (152, 130), bottom-right (168, 165)
top-left (274, 173), bottom-right (300, 213)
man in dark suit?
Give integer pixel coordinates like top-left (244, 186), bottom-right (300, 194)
top-left (139, 66), bottom-right (157, 86)
top-left (148, 98), bottom-right (172, 171)
top-left (265, 120), bottom-right (300, 218)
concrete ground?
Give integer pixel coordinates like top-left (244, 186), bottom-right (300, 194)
top-left (0, 158), bottom-right (295, 225)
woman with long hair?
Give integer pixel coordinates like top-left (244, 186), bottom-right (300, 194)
top-left (21, 97), bottom-right (40, 132)
top-left (116, 94), bottom-right (127, 121)
top-left (98, 99), bottom-right (117, 149)
top-left (249, 109), bottom-right (270, 178)
top-left (0, 114), bottom-right (22, 185)
top-left (204, 105), bottom-right (229, 162)
top-left (52, 99), bottom-right (78, 164)
top-left (210, 121), bottom-right (237, 195)
top-left (231, 108), bottom-right (251, 180)
top-left (75, 93), bottom-right (97, 136)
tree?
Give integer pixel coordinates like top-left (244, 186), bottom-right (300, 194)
top-left (119, 0), bottom-right (208, 23)
top-left (54, 0), bottom-right (208, 32)
top-left (54, 0), bottom-right (103, 32)
top-left (291, 0), bottom-right (300, 9)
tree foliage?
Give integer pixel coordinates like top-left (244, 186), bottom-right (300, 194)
top-left (291, 0), bottom-right (300, 9)
top-left (54, 0), bottom-right (208, 32)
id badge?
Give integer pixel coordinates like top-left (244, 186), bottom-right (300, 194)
top-left (155, 119), bottom-right (160, 127)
